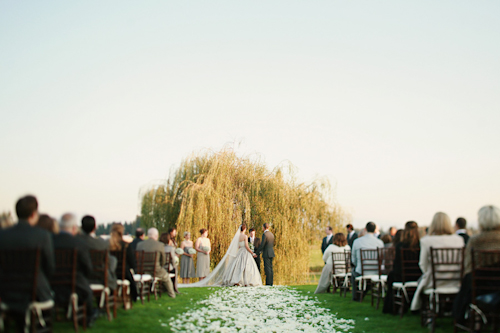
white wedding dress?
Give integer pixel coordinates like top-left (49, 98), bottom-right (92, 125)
top-left (178, 227), bottom-right (262, 288)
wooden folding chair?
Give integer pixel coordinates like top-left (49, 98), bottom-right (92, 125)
top-left (342, 250), bottom-right (352, 298)
top-left (88, 250), bottom-right (116, 320)
top-left (454, 249), bottom-right (500, 333)
top-left (393, 248), bottom-right (422, 317)
top-left (354, 248), bottom-right (379, 302)
top-left (110, 249), bottom-right (131, 310)
top-left (0, 248), bottom-right (53, 333)
top-left (371, 247), bottom-right (395, 309)
top-left (421, 247), bottom-right (464, 333)
top-left (52, 248), bottom-right (87, 332)
top-left (133, 251), bottom-right (153, 304)
top-left (331, 251), bottom-right (350, 295)
top-left (142, 252), bottom-right (161, 300)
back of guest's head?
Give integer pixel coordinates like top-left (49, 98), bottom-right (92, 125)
top-left (429, 212), bottom-right (453, 235)
top-left (159, 232), bottom-right (170, 245)
top-left (263, 223), bottom-right (269, 229)
top-left (478, 205), bottom-right (500, 231)
top-left (15, 195), bottom-right (38, 219)
top-left (333, 233), bottom-right (347, 247)
top-left (365, 222), bottom-right (376, 233)
top-left (456, 217), bottom-right (467, 229)
top-left (109, 223), bottom-right (124, 251)
top-left (402, 221), bottom-right (419, 248)
top-left (81, 215), bottom-right (96, 234)
top-left (381, 234), bottom-right (392, 244)
top-left (147, 227), bottom-right (159, 240)
top-left (241, 224), bottom-right (247, 232)
top-left (393, 229), bottom-right (404, 246)
top-left (59, 213), bottom-right (77, 230)
top-left (37, 214), bottom-right (59, 234)
top-left (135, 228), bottom-right (145, 238)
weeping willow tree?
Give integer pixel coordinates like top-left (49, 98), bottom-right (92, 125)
top-left (140, 149), bottom-right (347, 285)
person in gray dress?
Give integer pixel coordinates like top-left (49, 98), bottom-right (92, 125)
top-left (195, 228), bottom-right (211, 280)
top-left (180, 232), bottom-right (196, 283)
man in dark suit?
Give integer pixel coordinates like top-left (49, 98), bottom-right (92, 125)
top-left (321, 226), bottom-right (334, 254)
top-left (256, 223), bottom-right (275, 286)
top-left (130, 228), bottom-right (145, 252)
top-left (53, 213), bottom-right (97, 326)
top-left (346, 224), bottom-right (358, 249)
top-left (78, 215), bottom-right (117, 290)
top-left (248, 228), bottom-right (261, 272)
top-left (0, 195), bottom-right (54, 320)
top-left (455, 217), bottom-right (470, 245)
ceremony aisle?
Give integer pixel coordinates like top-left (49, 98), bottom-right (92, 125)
top-left (168, 286), bottom-right (355, 332)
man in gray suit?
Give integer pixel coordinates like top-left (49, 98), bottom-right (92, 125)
top-left (256, 223), bottom-right (275, 286)
top-left (78, 215), bottom-right (117, 290)
top-left (136, 228), bottom-right (175, 298)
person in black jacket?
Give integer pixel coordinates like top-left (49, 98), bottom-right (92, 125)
top-left (346, 224), bottom-right (358, 249)
top-left (130, 228), bottom-right (145, 252)
top-left (455, 217), bottom-right (470, 245)
top-left (321, 226), bottom-right (334, 254)
top-left (53, 213), bottom-right (98, 326)
top-left (0, 195), bottom-right (55, 330)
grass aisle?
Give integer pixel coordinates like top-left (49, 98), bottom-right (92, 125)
top-left (293, 285), bottom-right (455, 333)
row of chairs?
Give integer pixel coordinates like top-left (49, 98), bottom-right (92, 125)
top-left (0, 248), bottom-right (175, 333)
top-left (329, 247), bottom-right (500, 333)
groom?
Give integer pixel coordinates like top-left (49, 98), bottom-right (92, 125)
top-left (256, 223), bottom-right (275, 286)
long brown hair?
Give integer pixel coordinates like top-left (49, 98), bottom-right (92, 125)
top-left (402, 221), bottom-right (420, 249)
top-left (333, 233), bottom-right (347, 247)
top-left (109, 223), bottom-right (124, 251)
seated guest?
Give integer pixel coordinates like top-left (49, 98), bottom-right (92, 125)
top-left (78, 215), bottom-right (117, 291)
top-left (0, 195), bottom-right (54, 329)
top-left (453, 205), bottom-right (500, 322)
top-left (383, 222), bottom-right (420, 314)
top-left (37, 214), bottom-right (59, 234)
top-left (410, 212), bottom-right (464, 311)
top-left (109, 223), bottom-right (137, 302)
top-left (160, 232), bottom-right (179, 293)
top-left (53, 213), bottom-right (98, 326)
top-left (315, 233), bottom-right (350, 294)
top-left (392, 229), bottom-right (404, 247)
top-left (381, 234), bottom-right (393, 248)
top-left (137, 228), bottom-right (176, 298)
top-left (350, 222), bottom-right (384, 301)
top-left (130, 228), bottom-right (145, 251)
top-left (455, 217), bottom-right (469, 245)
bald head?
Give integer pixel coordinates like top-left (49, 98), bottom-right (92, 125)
top-left (148, 227), bottom-right (159, 240)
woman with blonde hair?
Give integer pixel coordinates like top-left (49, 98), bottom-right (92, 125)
top-left (109, 223), bottom-right (138, 302)
top-left (410, 213), bottom-right (464, 311)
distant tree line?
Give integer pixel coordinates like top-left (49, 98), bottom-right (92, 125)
top-left (95, 216), bottom-right (141, 236)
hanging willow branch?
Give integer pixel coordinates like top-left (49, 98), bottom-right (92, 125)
top-left (140, 148), bottom-right (348, 285)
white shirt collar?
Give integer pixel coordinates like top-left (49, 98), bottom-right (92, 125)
top-left (456, 229), bottom-right (467, 234)
top-left (349, 230), bottom-right (355, 237)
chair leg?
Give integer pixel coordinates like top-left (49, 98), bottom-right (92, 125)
top-left (82, 302), bottom-right (87, 331)
top-left (113, 289), bottom-right (117, 318)
top-left (72, 298), bottom-right (79, 333)
top-left (105, 292), bottom-right (111, 321)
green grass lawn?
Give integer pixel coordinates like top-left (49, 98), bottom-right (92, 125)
top-left (293, 285), bottom-right (455, 333)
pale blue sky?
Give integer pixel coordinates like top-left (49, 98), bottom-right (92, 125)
top-left (1, 1), bottom-right (499, 229)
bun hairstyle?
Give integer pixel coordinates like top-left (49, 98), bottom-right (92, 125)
top-left (241, 224), bottom-right (247, 232)
top-left (200, 228), bottom-right (207, 235)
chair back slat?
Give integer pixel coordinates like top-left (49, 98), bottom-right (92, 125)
top-left (135, 251), bottom-right (145, 275)
top-left (89, 249), bottom-right (108, 286)
top-left (110, 248), bottom-right (127, 280)
top-left (378, 247), bottom-right (395, 276)
top-left (400, 248), bottom-right (422, 283)
top-left (331, 252), bottom-right (348, 275)
top-left (0, 248), bottom-right (40, 303)
top-left (344, 250), bottom-right (352, 274)
top-left (471, 249), bottom-right (500, 302)
top-left (429, 247), bottom-right (465, 289)
top-left (142, 252), bottom-right (158, 278)
top-left (52, 248), bottom-right (78, 292)
top-left (360, 248), bottom-right (379, 276)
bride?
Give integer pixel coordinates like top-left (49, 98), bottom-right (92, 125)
top-left (179, 224), bottom-right (262, 287)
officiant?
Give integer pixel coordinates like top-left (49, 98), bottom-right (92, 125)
top-left (249, 228), bottom-right (261, 273)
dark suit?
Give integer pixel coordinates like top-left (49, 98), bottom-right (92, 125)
top-left (77, 233), bottom-right (117, 290)
top-left (130, 237), bottom-right (143, 252)
top-left (256, 230), bottom-right (275, 286)
top-left (457, 232), bottom-right (470, 245)
top-left (251, 237), bottom-right (261, 273)
top-left (0, 220), bottom-right (55, 313)
top-left (347, 231), bottom-right (358, 249)
top-left (53, 232), bottom-right (93, 315)
top-left (321, 235), bottom-right (334, 254)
